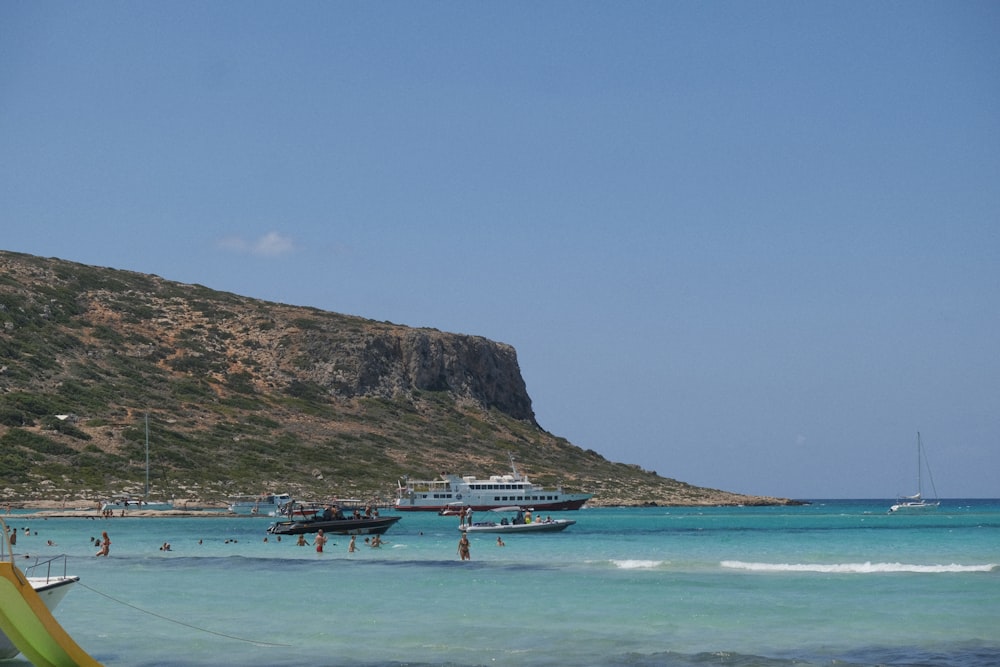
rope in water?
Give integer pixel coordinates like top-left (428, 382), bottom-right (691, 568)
top-left (77, 582), bottom-right (292, 647)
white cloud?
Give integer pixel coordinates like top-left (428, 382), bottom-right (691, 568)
top-left (218, 231), bottom-right (295, 257)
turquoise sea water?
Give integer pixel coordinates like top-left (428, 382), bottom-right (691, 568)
top-left (4, 499), bottom-right (998, 666)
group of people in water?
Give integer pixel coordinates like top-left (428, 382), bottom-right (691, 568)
top-left (71, 528), bottom-right (394, 557)
top-left (6, 503), bottom-right (519, 563)
top-left (1, 525), bottom-right (61, 555)
top-left (293, 530), bottom-right (385, 553)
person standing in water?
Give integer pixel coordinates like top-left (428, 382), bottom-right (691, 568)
top-left (96, 531), bottom-right (111, 557)
top-left (458, 532), bottom-right (471, 560)
top-left (314, 529), bottom-right (327, 553)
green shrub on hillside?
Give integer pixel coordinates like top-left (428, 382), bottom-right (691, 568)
top-left (1, 428), bottom-right (76, 455)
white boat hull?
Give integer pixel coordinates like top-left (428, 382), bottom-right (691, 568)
top-left (461, 519), bottom-right (575, 534)
top-left (888, 500), bottom-right (940, 513)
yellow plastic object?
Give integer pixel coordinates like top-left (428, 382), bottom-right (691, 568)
top-left (0, 517), bottom-right (102, 667)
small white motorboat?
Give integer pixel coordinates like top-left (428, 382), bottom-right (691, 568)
top-left (460, 507), bottom-right (575, 534)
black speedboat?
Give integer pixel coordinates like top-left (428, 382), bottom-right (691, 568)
top-left (266, 515), bottom-right (401, 536)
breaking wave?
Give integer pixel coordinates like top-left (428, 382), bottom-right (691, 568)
top-left (720, 560), bottom-right (998, 573)
top-left (611, 559), bottom-right (669, 569)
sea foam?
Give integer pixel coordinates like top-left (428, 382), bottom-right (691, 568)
top-left (720, 560), bottom-right (998, 574)
top-left (611, 559), bottom-right (668, 569)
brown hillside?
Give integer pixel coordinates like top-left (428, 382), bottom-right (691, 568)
top-left (0, 250), bottom-right (793, 507)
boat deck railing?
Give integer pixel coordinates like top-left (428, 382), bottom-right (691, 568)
top-left (20, 554), bottom-right (71, 585)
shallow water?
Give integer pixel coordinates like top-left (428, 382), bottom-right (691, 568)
top-left (4, 500), bottom-right (999, 666)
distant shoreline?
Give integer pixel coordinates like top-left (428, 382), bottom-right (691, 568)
top-left (8, 509), bottom-right (246, 520)
top-left (3, 498), bottom-right (234, 519)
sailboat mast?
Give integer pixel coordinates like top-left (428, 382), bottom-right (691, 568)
top-left (914, 432), bottom-right (920, 497)
top-left (144, 412), bottom-right (150, 500)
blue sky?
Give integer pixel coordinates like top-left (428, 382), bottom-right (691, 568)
top-left (2, 2), bottom-right (998, 498)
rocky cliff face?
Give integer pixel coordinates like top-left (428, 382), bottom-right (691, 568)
top-left (0, 250), bottom-right (534, 423)
top-left (300, 328), bottom-right (535, 422)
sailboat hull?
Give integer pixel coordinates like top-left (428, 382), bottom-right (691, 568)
top-left (888, 500), bottom-right (939, 513)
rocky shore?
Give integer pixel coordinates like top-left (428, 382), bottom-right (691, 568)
top-left (4, 498), bottom-right (233, 519)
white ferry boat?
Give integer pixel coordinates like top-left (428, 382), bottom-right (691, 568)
top-left (395, 455), bottom-right (592, 512)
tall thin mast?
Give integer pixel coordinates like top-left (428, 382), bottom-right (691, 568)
top-left (916, 432), bottom-right (923, 497)
top-left (144, 412), bottom-right (150, 500)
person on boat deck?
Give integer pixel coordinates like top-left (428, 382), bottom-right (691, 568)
top-left (321, 506), bottom-right (334, 521)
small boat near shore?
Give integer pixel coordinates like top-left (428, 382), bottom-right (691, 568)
top-left (101, 495), bottom-right (173, 513)
top-left (396, 453), bottom-right (592, 512)
top-left (460, 507), bottom-right (575, 534)
top-left (228, 492), bottom-right (292, 516)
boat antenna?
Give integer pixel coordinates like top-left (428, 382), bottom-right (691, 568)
top-left (508, 451), bottom-right (523, 481)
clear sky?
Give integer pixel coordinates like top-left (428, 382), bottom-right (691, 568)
top-left (2, 2), bottom-right (998, 499)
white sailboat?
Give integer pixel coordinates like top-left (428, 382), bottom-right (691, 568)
top-left (101, 413), bottom-right (172, 512)
top-left (888, 432), bottom-right (940, 513)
